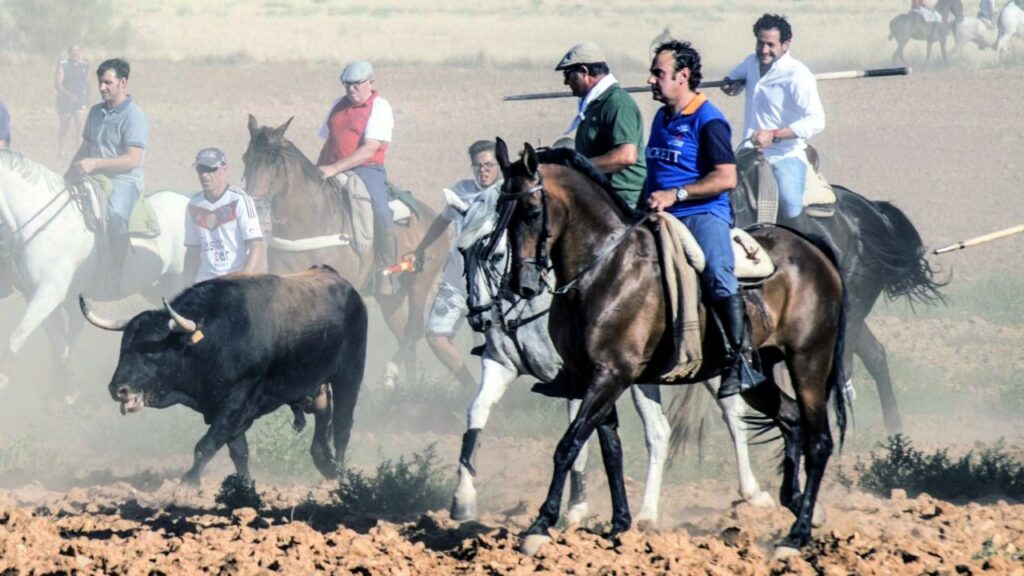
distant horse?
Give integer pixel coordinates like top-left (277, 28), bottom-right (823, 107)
top-left (0, 150), bottom-right (188, 393)
top-left (889, 0), bottom-right (962, 66)
top-left (733, 158), bottom-right (945, 434)
top-left (996, 1), bottom-right (1024, 62)
top-left (498, 141), bottom-right (846, 555)
top-left (241, 116), bottom-right (448, 382)
top-left (954, 15), bottom-right (998, 56)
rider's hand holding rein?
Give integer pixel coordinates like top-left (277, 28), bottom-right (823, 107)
top-left (647, 188), bottom-right (681, 212)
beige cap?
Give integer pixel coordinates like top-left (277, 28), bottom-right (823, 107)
top-left (554, 42), bottom-right (606, 70)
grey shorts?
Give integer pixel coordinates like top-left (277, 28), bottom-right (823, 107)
top-left (426, 283), bottom-right (468, 336)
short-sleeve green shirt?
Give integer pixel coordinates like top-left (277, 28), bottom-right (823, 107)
top-left (574, 83), bottom-right (646, 207)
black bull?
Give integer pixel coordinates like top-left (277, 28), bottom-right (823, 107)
top-left (80, 265), bottom-right (367, 483)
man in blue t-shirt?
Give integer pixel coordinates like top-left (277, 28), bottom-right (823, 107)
top-left (644, 40), bottom-right (764, 399)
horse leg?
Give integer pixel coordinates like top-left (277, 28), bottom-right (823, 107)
top-left (41, 310), bottom-right (74, 399)
top-left (777, 352), bottom-right (835, 551)
top-left (0, 282), bottom-right (67, 392)
top-left (565, 397), bottom-right (592, 526)
top-left (709, 375), bottom-right (774, 508)
top-left (595, 404), bottom-right (631, 536)
top-left (856, 323), bottom-right (903, 434)
top-left (451, 356), bottom-right (516, 521)
top-left (521, 367), bottom-right (629, 551)
top-left (630, 383), bottom-right (669, 525)
top-left (776, 395), bottom-right (804, 517)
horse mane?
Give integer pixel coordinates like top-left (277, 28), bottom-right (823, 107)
top-left (0, 150), bottom-right (65, 191)
top-left (248, 127), bottom-right (342, 195)
top-left (535, 147), bottom-right (640, 220)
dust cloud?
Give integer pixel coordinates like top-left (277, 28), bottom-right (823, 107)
top-left (0, 0), bottom-right (1023, 573)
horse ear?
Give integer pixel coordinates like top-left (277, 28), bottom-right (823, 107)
top-left (247, 114), bottom-right (258, 138)
top-left (523, 142), bottom-right (539, 177)
top-left (272, 116), bottom-right (294, 139)
top-left (495, 138), bottom-right (511, 171)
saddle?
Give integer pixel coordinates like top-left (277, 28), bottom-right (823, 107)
top-left (736, 146), bottom-right (836, 223)
top-left (68, 175), bottom-right (161, 238)
top-left (651, 214), bottom-right (775, 382)
top-left (329, 171), bottom-right (417, 255)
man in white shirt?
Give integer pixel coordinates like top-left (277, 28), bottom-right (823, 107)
top-left (721, 13), bottom-right (825, 223)
top-left (184, 147), bottom-right (266, 283)
top-left (405, 140), bottom-right (503, 389)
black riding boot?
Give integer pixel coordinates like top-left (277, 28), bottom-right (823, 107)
top-left (713, 294), bottom-right (766, 399)
top-left (374, 227), bottom-right (398, 296)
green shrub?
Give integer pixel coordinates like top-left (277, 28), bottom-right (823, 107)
top-left (335, 444), bottom-right (451, 516)
top-left (854, 435), bottom-right (1024, 501)
top-left (215, 474), bottom-right (263, 511)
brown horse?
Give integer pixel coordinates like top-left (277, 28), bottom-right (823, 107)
top-left (241, 115), bottom-right (448, 381)
top-left (495, 141), bottom-right (847, 555)
top-left (889, 0), bottom-right (963, 66)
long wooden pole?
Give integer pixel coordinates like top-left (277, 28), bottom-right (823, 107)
top-left (503, 66), bottom-right (910, 102)
top-left (933, 224), bottom-right (1024, 255)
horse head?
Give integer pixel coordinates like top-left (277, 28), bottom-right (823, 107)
top-left (496, 138), bottom-right (550, 299)
top-left (241, 114), bottom-right (300, 203)
top-left (454, 185), bottom-right (504, 332)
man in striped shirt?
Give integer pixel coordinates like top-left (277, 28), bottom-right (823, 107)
top-left (184, 147), bottom-right (265, 283)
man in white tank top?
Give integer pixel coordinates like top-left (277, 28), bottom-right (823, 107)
top-left (184, 147), bottom-right (265, 283)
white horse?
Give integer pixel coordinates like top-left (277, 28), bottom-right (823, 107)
top-left (996, 0), bottom-right (1024, 62)
top-left (0, 150), bottom-right (188, 392)
top-left (448, 186), bottom-right (773, 527)
top-left (954, 16), bottom-right (999, 56)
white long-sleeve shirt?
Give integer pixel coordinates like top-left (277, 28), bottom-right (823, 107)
top-left (727, 51), bottom-right (825, 161)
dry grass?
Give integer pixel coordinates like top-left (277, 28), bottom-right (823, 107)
top-left (64, 0), bottom-right (985, 71)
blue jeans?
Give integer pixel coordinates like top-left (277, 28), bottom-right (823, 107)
top-left (107, 178), bottom-right (140, 235)
top-left (679, 212), bottom-right (737, 301)
top-left (770, 156), bottom-right (807, 220)
top-left (352, 165), bottom-right (393, 232)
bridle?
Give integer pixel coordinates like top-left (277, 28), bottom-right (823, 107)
top-left (498, 173), bottom-right (649, 295)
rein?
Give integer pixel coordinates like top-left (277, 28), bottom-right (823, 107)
top-left (0, 187), bottom-right (74, 259)
top-left (500, 178), bottom-right (649, 296)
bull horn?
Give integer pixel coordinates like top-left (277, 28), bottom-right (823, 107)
top-left (163, 298), bottom-right (198, 333)
top-left (79, 295), bottom-right (129, 331)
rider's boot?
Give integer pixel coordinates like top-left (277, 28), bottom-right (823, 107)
top-left (374, 229), bottom-right (399, 296)
top-left (713, 294), bottom-right (766, 399)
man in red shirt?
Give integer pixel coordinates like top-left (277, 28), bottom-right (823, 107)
top-left (317, 60), bottom-right (396, 293)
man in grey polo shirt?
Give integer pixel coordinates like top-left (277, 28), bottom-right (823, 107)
top-left (68, 57), bottom-right (148, 291)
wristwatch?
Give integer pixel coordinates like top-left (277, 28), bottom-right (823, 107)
top-left (674, 186), bottom-right (689, 202)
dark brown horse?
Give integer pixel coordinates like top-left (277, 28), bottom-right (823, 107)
top-left (241, 115), bottom-right (448, 381)
top-left (496, 141), bottom-right (847, 554)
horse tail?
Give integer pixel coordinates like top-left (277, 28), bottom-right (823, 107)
top-left (867, 200), bottom-right (949, 306)
top-left (799, 231), bottom-right (849, 449)
top-left (664, 382), bottom-right (716, 469)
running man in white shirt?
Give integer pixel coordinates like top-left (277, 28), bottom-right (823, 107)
top-left (721, 13), bottom-right (825, 223)
top-left (184, 147), bottom-right (266, 283)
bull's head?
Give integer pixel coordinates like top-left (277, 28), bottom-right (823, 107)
top-left (80, 296), bottom-right (204, 415)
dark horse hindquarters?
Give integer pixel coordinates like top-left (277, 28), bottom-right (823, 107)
top-left (497, 140), bottom-right (846, 553)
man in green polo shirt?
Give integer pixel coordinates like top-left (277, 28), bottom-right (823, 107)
top-left (555, 42), bottom-right (646, 207)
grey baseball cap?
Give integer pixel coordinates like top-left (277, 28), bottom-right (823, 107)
top-left (555, 42), bottom-right (606, 70)
top-left (340, 61), bottom-right (373, 83)
top-left (194, 147), bottom-right (227, 169)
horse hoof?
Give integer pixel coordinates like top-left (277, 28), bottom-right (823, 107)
top-left (636, 518), bottom-right (658, 532)
top-left (771, 546), bottom-right (801, 563)
top-left (747, 491), bottom-right (776, 509)
top-left (450, 499), bottom-right (477, 522)
top-left (382, 361), bottom-right (400, 389)
top-left (519, 534), bottom-right (552, 557)
top-left (564, 502), bottom-right (589, 526)
top-left (811, 504), bottom-right (827, 528)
